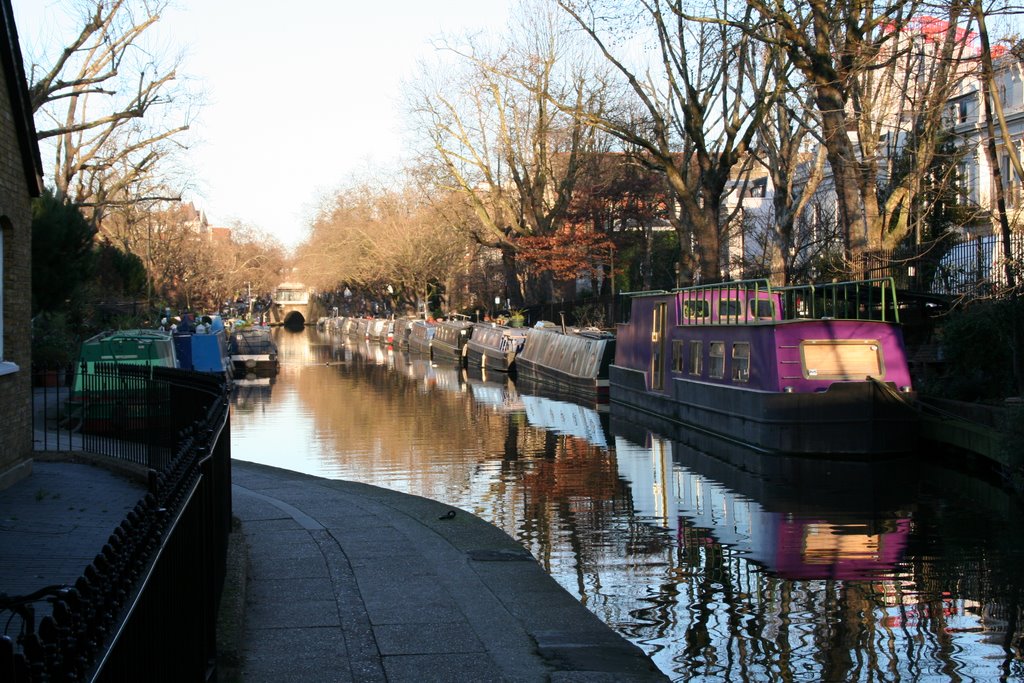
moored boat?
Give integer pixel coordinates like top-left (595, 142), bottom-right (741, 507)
top-left (515, 326), bottom-right (616, 401)
top-left (73, 329), bottom-right (177, 380)
top-left (353, 318), bottom-right (371, 339)
top-left (465, 322), bottom-right (528, 373)
top-left (69, 329), bottom-right (178, 434)
top-left (173, 314), bottom-right (233, 378)
top-left (228, 324), bottom-right (279, 375)
top-left (431, 318), bottom-right (473, 365)
top-left (338, 317), bottom-right (360, 337)
top-left (366, 318), bottom-right (391, 344)
top-left (610, 277), bottom-right (917, 456)
top-left (407, 320), bottom-right (436, 357)
top-left (392, 317), bottom-right (417, 349)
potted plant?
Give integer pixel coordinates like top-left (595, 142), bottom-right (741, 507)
top-left (508, 308), bottom-right (526, 328)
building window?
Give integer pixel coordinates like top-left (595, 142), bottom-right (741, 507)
top-left (1003, 155), bottom-right (1020, 207)
top-left (732, 342), bottom-right (750, 382)
top-left (689, 340), bottom-right (702, 376)
top-left (709, 341), bottom-right (725, 379)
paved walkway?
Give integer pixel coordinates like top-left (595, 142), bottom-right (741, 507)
top-left (2, 457), bottom-right (666, 681)
top-left (0, 459), bottom-right (145, 607)
top-left (232, 460), bottom-right (666, 682)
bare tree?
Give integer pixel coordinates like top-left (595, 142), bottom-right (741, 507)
top-left (407, 0), bottom-right (607, 305)
top-left (209, 221), bottom-right (287, 309)
top-left (735, 0), bottom-right (975, 269)
top-left (747, 26), bottom-right (830, 285)
top-left (22, 0), bottom-right (198, 223)
top-left (557, 0), bottom-right (780, 284)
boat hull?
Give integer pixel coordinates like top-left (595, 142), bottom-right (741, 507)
top-left (230, 355), bottom-right (278, 374)
top-left (514, 328), bottom-right (615, 402)
top-left (610, 364), bottom-right (917, 456)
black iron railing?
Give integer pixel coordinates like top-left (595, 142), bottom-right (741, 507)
top-left (10, 364), bottom-right (231, 681)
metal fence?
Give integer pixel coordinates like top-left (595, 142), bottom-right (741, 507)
top-left (540, 234), bottom-right (1024, 328)
top-left (8, 364), bottom-right (231, 681)
top-left (863, 233), bottom-right (1024, 297)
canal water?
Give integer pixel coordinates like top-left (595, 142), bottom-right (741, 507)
top-left (231, 327), bottom-right (1024, 682)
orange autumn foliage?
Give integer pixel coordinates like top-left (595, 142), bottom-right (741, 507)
top-left (516, 232), bottom-right (616, 281)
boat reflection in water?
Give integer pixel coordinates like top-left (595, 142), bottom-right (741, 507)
top-left (520, 390), bottom-right (609, 450)
top-left (611, 414), bottom-right (912, 581)
top-left (400, 352), bottom-right (465, 395)
top-left (464, 365), bottom-right (523, 415)
top-left (232, 374), bottom-right (276, 414)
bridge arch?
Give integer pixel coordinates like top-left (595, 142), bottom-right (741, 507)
top-left (271, 282), bottom-right (312, 329)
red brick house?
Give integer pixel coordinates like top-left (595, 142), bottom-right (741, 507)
top-left (0, 0), bottom-right (45, 489)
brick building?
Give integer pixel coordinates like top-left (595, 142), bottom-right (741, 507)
top-left (0, 0), bottom-right (45, 489)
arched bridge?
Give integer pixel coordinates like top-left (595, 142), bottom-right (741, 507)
top-left (270, 282), bottom-right (312, 329)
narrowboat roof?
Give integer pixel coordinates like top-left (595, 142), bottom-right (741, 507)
top-left (84, 329), bottom-right (174, 343)
top-left (621, 277), bottom-right (902, 324)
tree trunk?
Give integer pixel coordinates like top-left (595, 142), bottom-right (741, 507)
top-left (642, 225), bottom-right (653, 290)
top-left (501, 246), bottom-right (524, 308)
top-left (817, 93), bottom-right (868, 268)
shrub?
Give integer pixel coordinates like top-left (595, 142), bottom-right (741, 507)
top-left (923, 299), bottom-right (1023, 401)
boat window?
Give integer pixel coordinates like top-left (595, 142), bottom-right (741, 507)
top-left (688, 341), bottom-right (702, 376)
top-left (800, 340), bottom-right (884, 380)
top-left (672, 341), bottom-right (685, 373)
top-left (718, 298), bottom-right (741, 322)
top-left (748, 299), bottom-right (775, 320)
top-left (732, 342), bottom-right (750, 382)
top-left (682, 300), bottom-right (710, 321)
top-left (709, 341), bottom-right (725, 378)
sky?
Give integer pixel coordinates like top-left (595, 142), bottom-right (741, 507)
top-left (12, 0), bottom-right (512, 250)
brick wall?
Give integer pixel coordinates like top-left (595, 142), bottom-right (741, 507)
top-left (0, 46), bottom-right (36, 488)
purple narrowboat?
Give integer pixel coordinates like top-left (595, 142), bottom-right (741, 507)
top-left (611, 277), bottom-right (918, 456)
